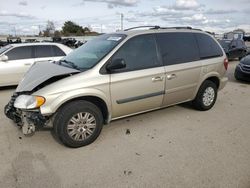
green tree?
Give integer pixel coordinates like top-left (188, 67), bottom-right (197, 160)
top-left (83, 27), bottom-right (90, 33)
top-left (62, 21), bottom-right (84, 36)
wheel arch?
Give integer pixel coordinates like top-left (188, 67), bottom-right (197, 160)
top-left (193, 74), bottom-right (220, 100)
top-left (55, 96), bottom-right (110, 124)
top-left (40, 88), bottom-right (112, 124)
top-left (205, 76), bottom-right (220, 89)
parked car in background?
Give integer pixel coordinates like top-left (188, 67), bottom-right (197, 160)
top-left (243, 35), bottom-right (250, 42)
top-left (24, 39), bottom-right (38, 43)
top-left (218, 38), bottom-right (247, 60)
top-left (7, 37), bottom-right (22, 44)
top-left (235, 55), bottom-right (250, 82)
top-left (61, 38), bottom-right (77, 48)
top-left (4, 26), bottom-right (228, 148)
top-left (0, 40), bottom-right (8, 47)
top-left (0, 43), bottom-right (72, 87)
top-left (74, 40), bottom-right (86, 48)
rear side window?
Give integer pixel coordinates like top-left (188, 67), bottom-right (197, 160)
top-left (34, 45), bottom-right (53, 58)
top-left (195, 33), bottom-right (223, 59)
top-left (112, 34), bottom-right (160, 72)
top-left (156, 32), bottom-right (200, 66)
top-left (52, 46), bottom-right (66, 56)
top-left (6, 46), bottom-right (33, 60)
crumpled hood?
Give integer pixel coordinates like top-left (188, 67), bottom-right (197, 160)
top-left (16, 61), bottom-right (80, 92)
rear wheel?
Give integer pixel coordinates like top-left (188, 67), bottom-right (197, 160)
top-left (192, 80), bottom-right (218, 111)
top-left (53, 100), bottom-right (103, 148)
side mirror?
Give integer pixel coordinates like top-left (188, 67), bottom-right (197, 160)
top-left (0, 55), bottom-right (8, 62)
top-left (106, 58), bottom-right (126, 72)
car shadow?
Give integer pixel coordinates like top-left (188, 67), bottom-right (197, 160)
top-left (178, 102), bottom-right (196, 110)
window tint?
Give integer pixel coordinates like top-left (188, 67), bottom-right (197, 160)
top-left (34, 45), bottom-right (53, 58)
top-left (195, 33), bottom-right (223, 59)
top-left (6, 46), bottom-right (33, 60)
top-left (0, 45), bottom-right (12, 55)
top-left (112, 34), bottom-right (160, 72)
top-left (156, 32), bottom-right (200, 66)
top-left (53, 46), bottom-right (66, 56)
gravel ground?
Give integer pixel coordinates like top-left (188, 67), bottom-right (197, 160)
top-left (0, 60), bottom-right (249, 188)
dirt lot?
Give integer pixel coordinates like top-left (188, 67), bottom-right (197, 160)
top-left (0, 60), bottom-right (249, 188)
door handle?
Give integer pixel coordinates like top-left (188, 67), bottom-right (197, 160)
top-left (24, 63), bottom-right (31, 66)
top-left (152, 76), bottom-right (164, 82)
top-left (166, 74), bottom-right (177, 80)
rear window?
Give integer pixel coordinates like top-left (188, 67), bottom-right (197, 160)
top-left (34, 45), bottom-right (53, 58)
top-left (195, 33), bottom-right (223, 59)
top-left (52, 46), bottom-right (66, 56)
top-left (5, 46), bottom-right (33, 60)
top-left (156, 32), bottom-right (200, 66)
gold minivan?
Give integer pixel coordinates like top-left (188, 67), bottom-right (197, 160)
top-left (5, 26), bottom-right (228, 147)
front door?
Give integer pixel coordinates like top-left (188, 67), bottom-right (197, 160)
top-left (109, 34), bottom-right (165, 118)
top-left (0, 46), bottom-right (34, 86)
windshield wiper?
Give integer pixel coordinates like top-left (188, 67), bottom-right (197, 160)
top-left (58, 59), bottom-right (80, 70)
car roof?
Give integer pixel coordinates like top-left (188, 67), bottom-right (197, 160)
top-left (10, 42), bottom-right (63, 47)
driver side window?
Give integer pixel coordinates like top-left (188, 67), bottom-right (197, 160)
top-left (5, 46), bottom-right (33, 61)
top-left (112, 34), bottom-right (160, 72)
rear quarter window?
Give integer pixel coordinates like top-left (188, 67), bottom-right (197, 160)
top-left (195, 33), bottom-right (223, 59)
top-left (52, 46), bottom-right (66, 56)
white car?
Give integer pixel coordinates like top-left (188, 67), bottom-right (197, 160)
top-left (0, 43), bottom-right (72, 87)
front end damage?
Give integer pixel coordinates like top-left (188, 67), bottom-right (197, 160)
top-left (4, 92), bottom-right (49, 136)
top-left (4, 61), bottom-right (81, 136)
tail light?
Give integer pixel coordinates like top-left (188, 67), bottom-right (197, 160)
top-left (224, 58), bottom-right (228, 70)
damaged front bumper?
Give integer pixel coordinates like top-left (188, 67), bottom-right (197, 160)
top-left (4, 93), bottom-right (48, 136)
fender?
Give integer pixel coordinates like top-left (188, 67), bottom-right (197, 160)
top-left (39, 88), bottom-right (111, 118)
top-left (192, 71), bottom-right (220, 100)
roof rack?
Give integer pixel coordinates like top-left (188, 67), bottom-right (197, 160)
top-left (124, 26), bottom-right (202, 31)
top-left (159, 26), bottom-right (192, 30)
top-left (124, 26), bottom-right (160, 31)
top-left (162, 27), bottom-right (202, 31)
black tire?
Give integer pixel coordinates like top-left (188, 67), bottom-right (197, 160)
top-left (192, 80), bottom-right (218, 111)
top-left (53, 100), bottom-right (103, 148)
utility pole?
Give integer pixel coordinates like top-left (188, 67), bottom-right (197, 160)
top-left (39, 25), bottom-right (42, 35)
top-left (14, 26), bottom-right (16, 37)
top-left (121, 13), bottom-right (124, 30)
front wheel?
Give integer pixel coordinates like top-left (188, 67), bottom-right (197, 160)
top-left (53, 100), bottom-right (103, 148)
top-left (192, 80), bottom-right (218, 111)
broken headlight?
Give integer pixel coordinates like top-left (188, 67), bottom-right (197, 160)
top-left (14, 95), bottom-right (46, 109)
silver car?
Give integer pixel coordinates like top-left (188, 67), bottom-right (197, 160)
top-left (5, 27), bottom-right (228, 148)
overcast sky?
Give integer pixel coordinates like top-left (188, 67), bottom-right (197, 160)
top-left (0, 0), bottom-right (250, 35)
